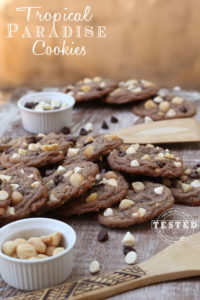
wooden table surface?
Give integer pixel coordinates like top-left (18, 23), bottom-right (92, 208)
top-left (1, 88), bottom-right (200, 300)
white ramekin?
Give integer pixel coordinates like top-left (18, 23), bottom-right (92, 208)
top-left (0, 218), bottom-right (76, 290)
top-left (18, 92), bottom-right (75, 134)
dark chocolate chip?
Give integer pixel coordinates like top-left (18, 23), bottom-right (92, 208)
top-left (45, 170), bottom-right (54, 176)
top-left (0, 179), bottom-right (2, 185)
top-left (17, 187), bottom-right (25, 196)
top-left (156, 161), bottom-right (166, 168)
top-left (189, 171), bottom-right (200, 179)
top-left (118, 151), bottom-right (126, 157)
top-left (123, 245), bottom-right (136, 255)
top-left (61, 127), bottom-right (71, 135)
top-left (96, 183), bottom-right (105, 188)
top-left (27, 136), bottom-right (38, 144)
top-left (79, 128), bottom-right (88, 136)
top-left (5, 148), bottom-right (14, 154)
top-left (97, 229), bottom-right (109, 242)
top-left (194, 164), bottom-right (200, 170)
top-left (25, 102), bottom-right (38, 109)
top-left (179, 106), bottom-right (187, 113)
top-left (84, 140), bottom-right (93, 147)
top-left (102, 121), bottom-right (109, 129)
top-left (66, 136), bottom-right (77, 143)
top-left (110, 116), bottom-right (118, 123)
top-left (54, 175), bottom-right (63, 185)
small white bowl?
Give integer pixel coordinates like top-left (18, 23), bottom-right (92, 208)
top-left (0, 218), bottom-right (76, 290)
top-left (18, 92), bottom-right (75, 134)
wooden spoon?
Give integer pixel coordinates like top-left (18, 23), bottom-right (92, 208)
top-left (8, 231), bottom-right (200, 300)
top-left (113, 118), bottom-right (200, 144)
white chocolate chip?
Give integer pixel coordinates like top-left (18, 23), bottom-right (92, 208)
top-left (63, 170), bottom-right (73, 178)
top-left (89, 260), bottom-right (100, 274)
top-left (5, 207), bottom-right (15, 216)
top-left (0, 175), bottom-right (11, 183)
top-left (0, 191), bottom-right (9, 201)
top-left (40, 144), bottom-right (59, 152)
top-left (67, 148), bottom-right (79, 157)
top-left (171, 97), bottom-right (183, 105)
top-left (138, 207), bottom-right (146, 217)
top-left (130, 160), bottom-right (140, 167)
top-left (154, 186), bottom-right (164, 195)
top-left (174, 162), bottom-right (182, 168)
top-left (18, 148), bottom-right (27, 156)
top-left (125, 251), bottom-right (137, 265)
top-left (153, 96), bottom-right (163, 103)
top-left (74, 167), bottom-right (82, 174)
top-left (69, 173), bottom-right (84, 186)
top-left (57, 166), bottom-right (66, 173)
top-left (144, 116), bottom-right (153, 123)
top-left (28, 143), bottom-right (41, 152)
top-left (122, 232), bottom-right (135, 246)
top-left (103, 208), bottom-right (113, 217)
top-left (132, 182), bottom-right (145, 192)
top-left (119, 199), bottom-right (134, 209)
top-left (11, 153), bottom-right (20, 159)
top-left (191, 180), bottom-right (200, 188)
top-left (166, 108), bottom-right (176, 117)
top-left (11, 184), bottom-right (19, 191)
top-left (141, 154), bottom-right (150, 160)
top-left (126, 144), bottom-right (139, 154)
top-left (164, 152), bottom-right (175, 159)
top-left (49, 193), bottom-right (58, 202)
top-left (31, 181), bottom-right (40, 188)
top-left (84, 122), bottom-right (93, 132)
top-left (181, 183), bottom-right (192, 193)
top-left (28, 174), bottom-right (34, 179)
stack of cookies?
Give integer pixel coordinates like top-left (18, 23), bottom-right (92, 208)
top-left (0, 129), bottom-right (197, 228)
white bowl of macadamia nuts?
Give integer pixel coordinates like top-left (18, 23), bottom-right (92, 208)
top-left (0, 218), bottom-right (76, 290)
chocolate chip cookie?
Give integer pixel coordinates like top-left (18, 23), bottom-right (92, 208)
top-left (55, 171), bottom-right (128, 216)
top-left (98, 181), bottom-right (174, 227)
top-left (1, 133), bottom-right (72, 169)
top-left (63, 134), bottom-right (123, 165)
top-left (0, 164), bottom-right (48, 224)
top-left (132, 94), bottom-right (196, 120)
top-left (108, 144), bottom-right (184, 178)
top-left (163, 164), bottom-right (200, 205)
top-left (42, 161), bottom-right (99, 212)
top-left (103, 79), bottom-right (158, 104)
top-left (62, 77), bottom-right (117, 102)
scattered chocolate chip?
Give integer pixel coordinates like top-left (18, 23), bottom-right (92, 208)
top-left (45, 170), bottom-right (54, 176)
top-left (66, 136), bottom-right (77, 143)
top-left (25, 102), bottom-right (38, 109)
top-left (17, 187), bottom-right (25, 196)
top-left (27, 136), bottom-right (38, 144)
top-left (189, 172), bottom-right (200, 179)
top-left (194, 164), bottom-right (200, 170)
top-left (54, 175), bottom-right (63, 185)
top-left (79, 128), bottom-right (88, 136)
top-left (5, 148), bottom-right (14, 154)
top-left (123, 245), bottom-right (136, 255)
top-left (0, 179), bottom-right (2, 185)
top-left (157, 161), bottom-right (166, 168)
top-left (61, 127), bottom-right (71, 135)
top-left (97, 229), bottom-right (109, 242)
top-left (179, 106), bottom-right (187, 113)
top-left (110, 116), bottom-right (118, 123)
top-left (84, 140), bottom-right (93, 147)
top-left (118, 151), bottom-right (126, 157)
top-left (102, 121), bottom-right (109, 129)
top-left (96, 183), bottom-right (105, 188)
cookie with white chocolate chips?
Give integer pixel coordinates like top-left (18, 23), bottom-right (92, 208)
top-left (1, 133), bottom-right (72, 169)
top-left (103, 79), bottom-right (158, 104)
top-left (42, 161), bottom-right (99, 212)
top-left (62, 77), bottom-right (117, 102)
top-left (54, 171), bottom-right (128, 216)
top-left (98, 181), bottom-right (174, 228)
top-left (108, 144), bottom-right (184, 178)
top-left (0, 164), bottom-right (48, 224)
top-left (163, 164), bottom-right (200, 206)
top-left (132, 94), bottom-right (196, 120)
top-left (63, 134), bottom-right (123, 165)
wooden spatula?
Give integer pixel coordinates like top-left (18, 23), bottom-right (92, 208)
top-left (8, 231), bottom-right (200, 300)
top-left (113, 118), bottom-right (200, 144)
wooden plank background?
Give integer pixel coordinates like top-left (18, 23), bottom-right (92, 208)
top-left (0, 88), bottom-right (200, 300)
